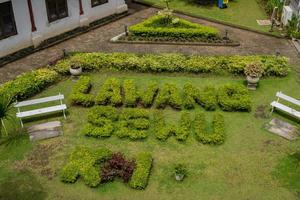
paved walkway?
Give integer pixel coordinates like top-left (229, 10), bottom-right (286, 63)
top-left (0, 4), bottom-right (299, 83)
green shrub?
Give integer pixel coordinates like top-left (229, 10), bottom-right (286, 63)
top-left (139, 81), bottom-right (159, 107)
top-left (123, 79), bottom-right (139, 107)
top-left (155, 83), bottom-right (182, 109)
top-left (182, 83), bottom-right (198, 109)
top-left (196, 86), bottom-right (218, 111)
top-left (0, 68), bottom-right (59, 100)
top-left (51, 53), bottom-right (289, 77)
top-left (129, 152), bottom-right (153, 190)
top-left (69, 76), bottom-right (95, 107)
top-left (174, 111), bottom-right (192, 141)
top-left (152, 110), bottom-right (171, 141)
top-left (129, 15), bottom-right (220, 41)
top-left (81, 123), bottom-right (114, 138)
top-left (82, 106), bottom-right (118, 138)
top-left (115, 108), bottom-right (151, 140)
top-left (96, 78), bottom-right (122, 106)
top-left (194, 112), bottom-right (225, 145)
top-left (218, 84), bottom-right (252, 112)
top-left (60, 147), bottom-right (112, 187)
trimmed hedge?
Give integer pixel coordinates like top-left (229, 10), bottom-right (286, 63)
top-left (194, 112), bottom-right (225, 145)
top-left (82, 106), bottom-right (118, 138)
top-left (153, 110), bottom-right (171, 141)
top-left (123, 79), bottom-right (139, 107)
top-left (53, 53), bottom-right (289, 77)
top-left (197, 86), bottom-right (218, 111)
top-left (0, 68), bottom-right (59, 100)
top-left (69, 76), bottom-right (95, 107)
top-left (139, 81), bottom-right (159, 107)
top-left (174, 111), bottom-right (192, 141)
top-left (128, 15), bottom-right (220, 41)
top-left (115, 108), bottom-right (151, 140)
top-left (182, 83), bottom-right (198, 109)
top-left (60, 147), bottom-right (112, 187)
top-left (218, 84), bottom-right (252, 112)
top-left (96, 78), bottom-right (122, 106)
top-left (155, 83), bottom-right (182, 109)
top-left (129, 152), bottom-right (153, 190)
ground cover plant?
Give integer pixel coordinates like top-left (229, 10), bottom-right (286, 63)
top-left (60, 146), bottom-right (153, 190)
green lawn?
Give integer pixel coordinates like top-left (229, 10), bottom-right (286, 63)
top-left (0, 70), bottom-right (299, 200)
top-left (137, 0), bottom-right (273, 34)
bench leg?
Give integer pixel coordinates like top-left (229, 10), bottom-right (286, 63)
top-left (20, 119), bottom-right (24, 128)
top-left (63, 109), bottom-right (67, 119)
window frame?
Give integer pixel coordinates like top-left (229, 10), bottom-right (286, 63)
top-left (0, 1), bottom-right (17, 40)
top-left (91, 0), bottom-right (109, 8)
top-left (45, 0), bottom-right (69, 23)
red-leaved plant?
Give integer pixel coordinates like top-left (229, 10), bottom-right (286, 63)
top-left (101, 153), bottom-right (135, 183)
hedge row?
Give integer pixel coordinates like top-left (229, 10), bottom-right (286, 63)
top-left (53, 52), bottom-right (289, 77)
top-left (153, 111), bottom-right (192, 142)
top-left (70, 76), bottom-right (95, 107)
top-left (182, 83), bottom-right (217, 111)
top-left (123, 79), bottom-right (138, 107)
top-left (129, 152), bottom-right (153, 190)
top-left (82, 106), bottom-right (151, 140)
top-left (139, 81), bottom-right (159, 107)
top-left (96, 78), bottom-right (122, 106)
top-left (60, 146), bottom-right (112, 187)
top-left (71, 78), bottom-right (252, 112)
top-left (155, 83), bottom-right (182, 109)
top-left (218, 84), bottom-right (252, 112)
top-left (115, 108), bottom-right (151, 140)
top-left (0, 68), bottom-right (59, 100)
top-left (60, 147), bottom-right (153, 190)
top-left (194, 112), bottom-right (225, 145)
top-left (128, 15), bottom-right (220, 41)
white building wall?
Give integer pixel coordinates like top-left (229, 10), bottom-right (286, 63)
top-left (0, 0), bottom-right (127, 58)
top-left (0, 0), bottom-right (33, 57)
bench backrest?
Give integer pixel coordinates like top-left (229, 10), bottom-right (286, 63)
top-left (276, 92), bottom-right (300, 107)
top-left (14, 94), bottom-right (65, 108)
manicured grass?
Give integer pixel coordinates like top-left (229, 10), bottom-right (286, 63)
top-left (0, 70), bottom-right (299, 200)
top-left (137, 0), bottom-right (274, 34)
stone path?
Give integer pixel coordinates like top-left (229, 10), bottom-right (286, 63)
top-left (265, 118), bottom-right (300, 140)
top-left (28, 121), bottom-right (62, 141)
top-left (0, 2), bottom-right (299, 83)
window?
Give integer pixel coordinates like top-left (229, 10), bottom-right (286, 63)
top-left (46, 0), bottom-right (68, 22)
top-left (91, 0), bottom-right (108, 7)
top-left (0, 1), bottom-right (17, 40)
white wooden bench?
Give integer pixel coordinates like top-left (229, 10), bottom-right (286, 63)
top-left (14, 93), bottom-right (67, 127)
top-left (270, 92), bottom-right (300, 119)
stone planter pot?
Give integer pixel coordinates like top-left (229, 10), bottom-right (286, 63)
top-left (69, 67), bottom-right (82, 76)
top-left (175, 174), bottom-right (185, 181)
top-left (246, 76), bottom-right (260, 90)
top-left (246, 76), bottom-right (260, 84)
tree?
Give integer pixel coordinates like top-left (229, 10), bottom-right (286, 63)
top-left (0, 95), bottom-right (14, 137)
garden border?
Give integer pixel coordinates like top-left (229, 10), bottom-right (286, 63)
top-left (0, 11), bottom-right (129, 68)
top-left (132, 0), bottom-right (285, 39)
top-left (110, 32), bottom-right (241, 46)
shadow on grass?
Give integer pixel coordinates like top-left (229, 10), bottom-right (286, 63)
top-left (0, 170), bottom-right (47, 200)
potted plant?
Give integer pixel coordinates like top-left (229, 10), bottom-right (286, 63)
top-left (174, 164), bottom-right (187, 181)
top-left (69, 57), bottom-right (83, 76)
top-left (244, 62), bottom-right (264, 90)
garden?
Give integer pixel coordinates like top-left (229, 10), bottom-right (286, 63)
top-left (0, 7), bottom-right (300, 200)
